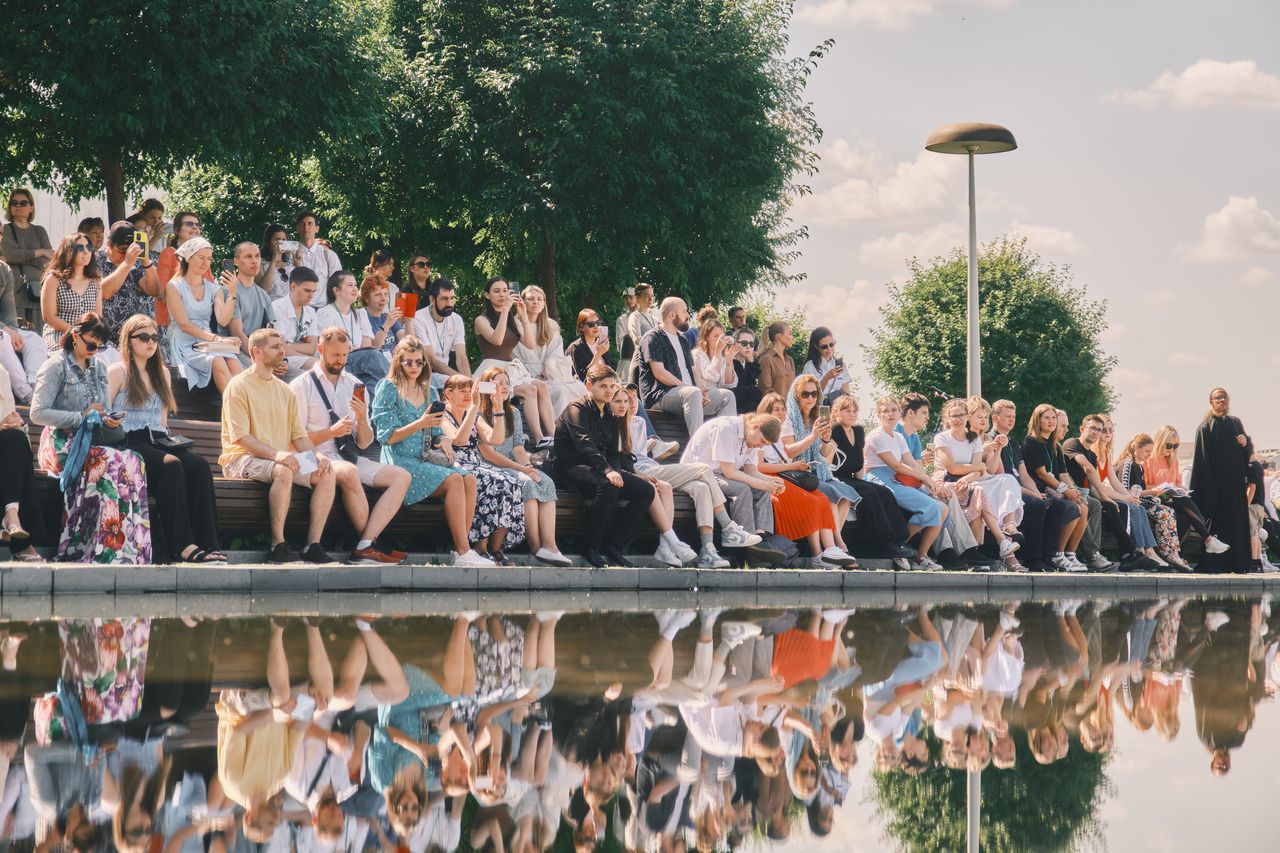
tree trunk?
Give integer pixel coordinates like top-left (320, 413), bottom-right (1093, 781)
top-left (538, 229), bottom-right (558, 320)
top-left (101, 154), bottom-right (125, 223)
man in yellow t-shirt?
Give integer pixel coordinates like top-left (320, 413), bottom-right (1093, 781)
top-left (220, 327), bottom-right (336, 563)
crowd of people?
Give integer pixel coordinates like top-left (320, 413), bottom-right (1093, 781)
top-left (1, 190), bottom-right (1275, 571)
top-left (0, 596), bottom-right (1273, 851)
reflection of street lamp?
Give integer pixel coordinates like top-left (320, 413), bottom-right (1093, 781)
top-left (925, 123), bottom-right (1017, 398)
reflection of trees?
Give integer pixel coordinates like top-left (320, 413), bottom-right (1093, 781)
top-left (871, 732), bottom-right (1112, 852)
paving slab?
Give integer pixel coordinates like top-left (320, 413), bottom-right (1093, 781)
top-left (52, 567), bottom-right (112, 594)
top-left (115, 566), bottom-right (176, 593)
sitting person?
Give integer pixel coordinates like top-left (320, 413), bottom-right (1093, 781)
top-left (164, 237), bottom-right (243, 393)
top-left (625, 282), bottom-right (661, 384)
top-left (800, 326), bottom-right (851, 405)
top-left (217, 240), bottom-right (275, 360)
top-left (895, 392), bottom-right (980, 568)
top-left (691, 318), bottom-right (740, 402)
top-left (553, 363), bottom-right (656, 567)
top-left (107, 313), bottom-right (223, 564)
top-left (257, 223), bottom-right (293, 298)
top-left (756, 393), bottom-right (856, 567)
top-left (39, 232), bottom-right (106, 354)
top-left (362, 248), bottom-right (397, 293)
top-left (932, 398), bottom-right (1022, 563)
top-left (0, 258), bottom-right (48, 394)
top-left (1117, 433), bottom-right (1194, 571)
top-left (362, 275), bottom-right (405, 357)
top-left (620, 386), bottom-right (768, 567)
top-left (30, 312), bottom-right (150, 563)
top-left (475, 365), bottom-right (572, 566)
top-left (439, 373), bottom-right (527, 564)
top-left (728, 324), bottom-right (763, 415)
top-left (864, 396), bottom-right (948, 569)
top-left (411, 277), bottom-right (472, 388)
top-left (95, 222), bottom-right (165, 359)
top-left (314, 270), bottom-right (390, 388)
top-left (473, 277), bottom-right (555, 447)
top-left (511, 284), bottom-right (587, 418)
top-left (637, 297), bottom-right (733, 437)
top-left (271, 266), bottom-right (320, 376)
top-left (0, 364), bottom-right (44, 561)
top-left (1095, 414), bottom-right (1166, 567)
top-left (370, 338), bottom-right (493, 567)
top-left (565, 307), bottom-right (617, 381)
top-left (1144, 425), bottom-right (1227, 554)
top-left (780, 375), bottom-right (863, 556)
top-left (219, 328), bottom-right (337, 564)
top-left (680, 412), bottom-right (784, 552)
top-left (291, 327), bottom-right (412, 564)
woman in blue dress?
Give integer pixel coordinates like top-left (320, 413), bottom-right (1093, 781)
top-left (163, 237), bottom-right (242, 393)
top-left (370, 337), bottom-right (495, 568)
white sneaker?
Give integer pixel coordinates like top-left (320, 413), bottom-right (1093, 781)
top-left (821, 609), bottom-right (855, 623)
top-left (672, 541), bottom-right (699, 563)
top-left (657, 609), bottom-right (698, 635)
top-left (820, 547), bottom-right (857, 567)
top-left (1261, 528), bottom-right (1269, 543)
top-left (809, 555), bottom-right (835, 569)
top-left (893, 556), bottom-right (911, 570)
top-left (1086, 553), bottom-right (1114, 571)
top-left (455, 550), bottom-right (496, 567)
top-left (1066, 554), bottom-right (1089, 571)
top-left (697, 544), bottom-right (731, 568)
top-left (535, 611), bottom-right (564, 622)
top-left (915, 556), bottom-right (944, 570)
top-left (534, 547), bottom-right (573, 567)
top-left (720, 523), bottom-right (762, 549)
top-left (719, 621), bottom-right (763, 649)
top-left (1052, 555), bottom-right (1082, 572)
top-left (1204, 536), bottom-right (1231, 554)
top-left (998, 538), bottom-right (1021, 558)
top-left (1149, 553), bottom-right (1169, 567)
top-left (653, 543), bottom-right (684, 567)
top-left (458, 611), bottom-right (483, 622)
top-left (651, 438), bottom-right (681, 460)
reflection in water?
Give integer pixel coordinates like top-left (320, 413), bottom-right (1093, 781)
top-left (0, 598), bottom-right (1271, 851)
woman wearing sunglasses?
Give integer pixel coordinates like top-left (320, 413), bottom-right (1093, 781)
top-left (1145, 424), bottom-right (1224, 553)
top-left (801, 326), bottom-right (851, 406)
top-left (2, 188), bottom-right (53, 325)
top-left (30, 311), bottom-right (151, 563)
top-left (38, 233), bottom-right (105, 352)
top-left (107, 314), bottom-right (224, 564)
top-left (565, 307), bottom-right (616, 382)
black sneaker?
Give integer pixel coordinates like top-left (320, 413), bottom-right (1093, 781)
top-left (745, 541), bottom-right (788, 565)
top-left (266, 542), bottom-right (299, 564)
top-left (300, 543), bottom-right (334, 564)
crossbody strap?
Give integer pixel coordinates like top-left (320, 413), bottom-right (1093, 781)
top-left (308, 372), bottom-right (343, 426)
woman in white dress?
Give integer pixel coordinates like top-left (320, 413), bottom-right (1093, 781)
top-left (510, 285), bottom-right (586, 418)
top-left (691, 318), bottom-right (740, 409)
top-left (932, 397), bottom-right (1023, 561)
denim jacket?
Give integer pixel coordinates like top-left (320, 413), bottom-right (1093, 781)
top-left (29, 350), bottom-right (108, 430)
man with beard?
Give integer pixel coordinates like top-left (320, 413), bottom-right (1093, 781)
top-left (220, 327), bottom-right (336, 564)
top-left (637, 296), bottom-right (734, 436)
top-left (410, 277), bottom-right (471, 390)
top-left (291, 327), bottom-right (411, 564)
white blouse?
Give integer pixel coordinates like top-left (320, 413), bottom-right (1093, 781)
top-left (691, 348), bottom-right (737, 389)
top-left (513, 320), bottom-right (567, 377)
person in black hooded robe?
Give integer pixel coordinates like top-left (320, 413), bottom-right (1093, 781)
top-left (1190, 387), bottom-right (1251, 572)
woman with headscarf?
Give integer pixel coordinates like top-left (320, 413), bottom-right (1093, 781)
top-left (164, 237), bottom-right (243, 393)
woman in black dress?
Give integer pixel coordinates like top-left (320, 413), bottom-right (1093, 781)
top-left (1190, 387), bottom-right (1252, 571)
top-left (828, 394), bottom-right (916, 564)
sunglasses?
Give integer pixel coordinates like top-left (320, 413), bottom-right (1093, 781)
top-left (798, 390), bottom-right (819, 399)
top-left (583, 320), bottom-right (601, 328)
top-left (179, 220), bottom-right (201, 230)
top-left (79, 337), bottom-right (101, 352)
top-left (73, 243), bottom-right (91, 253)
top-left (9, 199), bottom-right (31, 207)
top-left (130, 332), bottom-right (161, 344)
top-left (819, 342), bottom-right (837, 350)
top-left (410, 261), bottom-right (430, 268)
top-left (401, 358), bottom-right (425, 368)
top-left (1165, 442), bottom-right (1180, 450)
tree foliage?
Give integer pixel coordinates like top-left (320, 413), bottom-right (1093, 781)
top-left (0, 0), bottom-right (384, 220)
top-left (871, 733), bottom-right (1112, 852)
top-left (866, 238), bottom-right (1116, 428)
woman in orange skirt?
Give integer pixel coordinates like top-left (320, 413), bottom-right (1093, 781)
top-left (757, 393), bottom-right (857, 568)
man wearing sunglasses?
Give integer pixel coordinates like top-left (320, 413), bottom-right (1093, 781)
top-left (637, 297), bottom-right (734, 438)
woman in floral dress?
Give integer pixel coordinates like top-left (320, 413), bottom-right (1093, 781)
top-left (29, 312), bottom-right (150, 564)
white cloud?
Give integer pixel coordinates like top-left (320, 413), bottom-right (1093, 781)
top-left (797, 136), bottom-right (962, 225)
top-left (1242, 266), bottom-right (1272, 285)
top-left (1101, 321), bottom-right (1127, 341)
top-left (1166, 351), bottom-right (1209, 366)
top-left (1180, 196), bottom-right (1280, 261)
top-left (857, 222), bottom-right (964, 269)
top-left (1108, 59), bottom-right (1280, 110)
top-left (1008, 221), bottom-right (1084, 256)
top-left (1149, 287), bottom-right (1177, 310)
top-left (774, 278), bottom-right (886, 342)
top-left (1112, 367), bottom-right (1176, 402)
top-left (796, 0), bottom-right (1014, 30)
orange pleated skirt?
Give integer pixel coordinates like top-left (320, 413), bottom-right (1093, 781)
top-left (771, 480), bottom-right (835, 540)
top-left (771, 628), bottom-right (837, 688)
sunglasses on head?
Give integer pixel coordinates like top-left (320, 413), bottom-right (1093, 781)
top-left (401, 358), bottom-right (425, 368)
top-left (130, 332), bottom-right (161, 344)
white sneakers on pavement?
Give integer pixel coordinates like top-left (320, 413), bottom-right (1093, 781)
top-left (720, 523), bottom-right (762, 549)
top-left (455, 550), bottom-right (496, 567)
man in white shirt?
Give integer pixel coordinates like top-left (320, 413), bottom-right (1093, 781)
top-left (272, 267), bottom-right (320, 376)
top-left (291, 328), bottom-right (411, 564)
top-left (410, 278), bottom-right (471, 389)
top-left (293, 211), bottom-right (343, 307)
top-left (682, 413), bottom-right (784, 542)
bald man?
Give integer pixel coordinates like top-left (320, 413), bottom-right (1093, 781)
top-left (636, 296), bottom-right (734, 437)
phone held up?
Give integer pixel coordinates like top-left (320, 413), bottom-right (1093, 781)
top-left (221, 259), bottom-right (236, 273)
top-left (476, 381), bottom-right (497, 395)
top-left (818, 404), bottom-right (831, 422)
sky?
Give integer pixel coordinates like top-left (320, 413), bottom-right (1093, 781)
top-left (775, 0), bottom-right (1280, 448)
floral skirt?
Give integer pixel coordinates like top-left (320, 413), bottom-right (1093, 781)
top-left (38, 427), bottom-right (151, 564)
top-left (455, 445), bottom-right (526, 546)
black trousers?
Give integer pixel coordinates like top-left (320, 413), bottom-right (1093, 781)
top-left (1165, 494), bottom-right (1211, 540)
top-left (557, 465), bottom-right (655, 551)
top-left (0, 427), bottom-right (47, 554)
top-left (122, 619), bottom-right (218, 738)
top-left (125, 436), bottom-right (219, 563)
top-left (1020, 493), bottom-right (1079, 559)
top-left (846, 477), bottom-right (909, 545)
top-left (1099, 499), bottom-right (1137, 554)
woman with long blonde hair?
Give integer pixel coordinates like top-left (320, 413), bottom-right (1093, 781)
top-left (1117, 433), bottom-right (1193, 571)
top-left (511, 284), bottom-right (586, 417)
top-left (933, 398), bottom-right (1022, 564)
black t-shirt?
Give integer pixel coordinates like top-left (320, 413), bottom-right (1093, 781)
top-left (1022, 435), bottom-right (1064, 492)
top-left (1060, 437), bottom-right (1097, 488)
top-left (993, 431), bottom-right (1022, 475)
top-left (1249, 460), bottom-right (1266, 507)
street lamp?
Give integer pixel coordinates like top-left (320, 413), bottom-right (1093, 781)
top-left (925, 122), bottom-right (1017, 399)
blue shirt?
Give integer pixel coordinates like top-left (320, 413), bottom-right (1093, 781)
top-left (895, 424), bottom-right (924, 460)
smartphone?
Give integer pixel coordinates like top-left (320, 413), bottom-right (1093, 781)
top-left (107, 411), bottom-right (124, 421)
top-left (352, 385), bottom-right (365, 403)
top-left (834, 356), bottom-right (845, 368)
top-left (818, 404), bottom-right (831, 421)
top-left (221, 259), bottom-right (235, 273)
top-left (599, 325), bottom-right (609, 342)
top-left (278, 240), bottom-right (298, 254)
top-left (476, 380), bottom-right (497, 395)
top-left (132, 231), bottom-right (148, 245)
top-left (428, 400), bottom-right (446, 415)
top-left (508, 282), bottom-right (521, 294)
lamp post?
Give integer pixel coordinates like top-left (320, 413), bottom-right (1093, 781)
top-left (925, 123), bottom-right (1017, 399)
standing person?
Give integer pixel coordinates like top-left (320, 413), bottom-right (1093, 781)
top-left (371, 338), bottom-right (493, 567)
top-left (2, 188), bottom-right (53, 325)
top-left (565, 308), bottom-right (617, 381)
top-left (410, 278), bottom-right (471, 388)
top-left (271, 267), bottom-right (321, 375)
top-left (828, 395), bottom-right (917, 564)
top-left (729, 325), bottom-right (763, 415)
top-left (314, 270), bottom-right (390, 388)
top-left (256, 224), bottom-right (293, 298)
top-left (0, 364), bottom-right (45, 561)
top-left (164, 237), bottom-right (243, 393)
top-left (473, 277), bottom-right (555, 446)
top-left (512, 284), bottom-right (586, 417)
top-left (30, 312), bottom-right (151, 563)
top-left (1117, 433), bottom-right (1194, 571)
top-left (217, 241), bottom-right (275, 359)
top-left (637, 297), bottom-right (733, 437)
top-left (219, 328), bottom-right (337, 564)
top-left (758, 321), bottom-right (796, 399)
top-left (97, 222), bottom-right (165, 349)
top-left (133, 198), bottom-right (170, 249)
top-left (76, 216), bottom-right (105, 251)
top-left (1144, 425), bottom-right (1225, 552)
top-left (39, 234), bottom-right (105, 353)
top-left (293, 211), bottom-right (343, 307)
top-left (864, 396), bottom-right (948, 569)
top-left (153, 211), bottom-right (203, 289)
top-left (399, 253), bottom-right (432, 304)
top-left (625, 283), bottom-right (660, 384)
top-left (800, 327), bottom-right (851, 405)
top-left (615, 286), bottom-right (638, 381)
top-left (107, 314), bottom-right (223, 564)
top-left (553, 364), bottom-right (656, 567)
top-left (361, 275), bottom-right (405, 357)
top-left (292, 328), bottom-right (412, 564)
top-left (1190, 388), bottom-right (1251, 571)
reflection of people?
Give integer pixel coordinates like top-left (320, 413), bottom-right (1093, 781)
top-left (1191, 388), bottom-right (1252, 571)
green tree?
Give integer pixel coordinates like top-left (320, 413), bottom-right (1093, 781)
top-left (866, 238), bottom-right (1116, 426)
top-left (0, 0), bottom-right (384, 221)
top-left (871, 733), bottom-right (1112, 852)
top-left (328, 0), bottom-right (826, 320)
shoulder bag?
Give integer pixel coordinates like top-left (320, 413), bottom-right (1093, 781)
top-left (773, 443), bottom-right (819, 491)
top-left (309, 373), bottom-right (359, 463)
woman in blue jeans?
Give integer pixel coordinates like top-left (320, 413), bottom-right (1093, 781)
top-left (864, 396), bottom-right (949, 569)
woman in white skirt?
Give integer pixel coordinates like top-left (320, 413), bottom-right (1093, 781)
top-left (473, 277), bottom-right (555, 447)
top-left (510, 285), bottom-right (586, 418)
